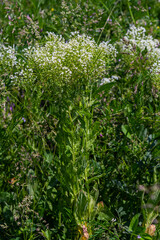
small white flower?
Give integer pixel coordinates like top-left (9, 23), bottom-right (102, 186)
top-left (100, 78), bottom-right (112, 85)
top-left (111, 218), bottom-right (116, 222)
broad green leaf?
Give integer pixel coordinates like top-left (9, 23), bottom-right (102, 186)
top-left (47, 201), bottom-right (53, 211)
top-left (121, 125), bottom-right (132, 139)
top-left (129, 213), bottom-right (140, 232)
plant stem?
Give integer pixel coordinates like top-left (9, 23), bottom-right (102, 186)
top-left (97, 0), bottom-right (120, 44)
top-left (127, 0), bottom-right (136, 25)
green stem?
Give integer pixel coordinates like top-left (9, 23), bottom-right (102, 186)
top-left (127, 0), bottom-right (136, 25)
top-left (97, 0), bottom-right (120, 44)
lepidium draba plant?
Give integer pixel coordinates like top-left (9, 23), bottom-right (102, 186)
top-left (118, 25), bottom-right (160, 90)
top-left (3, 32), bottom-right (116, 239)
top-left (23, 32), bottom-right (116, 96)
top-left (18, 32), bottom-right (116, 239)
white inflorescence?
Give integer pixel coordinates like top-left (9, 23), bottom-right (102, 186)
top-left (120, 26), bottom-right (159, 53)
top-left (0, 44), bottom-right (17, 67)
top-left (24, 32), bottom-right (117, 86)
top-left (119, 25), bottom-right (160, 78)
top-left (0, 28), bottom-right (159, 88)
top-left (0, 44), bottom-right (35, 85)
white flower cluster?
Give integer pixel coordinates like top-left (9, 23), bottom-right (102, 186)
top-left (9, 64), bottom-right (34, 84)
top-left (0, 44), bottom-right (17, 67)
top-left (151, 60), bottom-right (160, 78)
top-left (0, 27), bottom-right (159, 89)
top-left (119, 25), bottom-right (160, 83)
top-left (0, 45), bottom-right (35, 86)
top-left (100, 75), bottom-right (119, 85)
top-left (25, 33), bottom-right (117, 87)
top-left (120, 25), bottom-right (159, 53)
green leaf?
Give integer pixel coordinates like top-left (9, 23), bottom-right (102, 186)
top-left (93, 82), bottom-right (114, 97)
top-left (87, 173), bottom-right (106, 184)
top-left (129, 213), bottom-right (141, 232)
top-left (47, 201), bottom-right (53, 211)
top-left (121, 125), bottom-right (132, 139)
top-left (140, 233), bottom-right (152, 240)
top-left (41, 230), bottom-right (51, 240)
